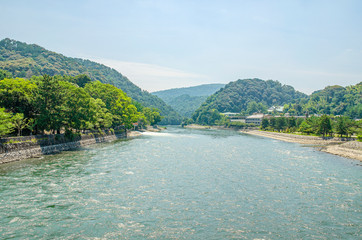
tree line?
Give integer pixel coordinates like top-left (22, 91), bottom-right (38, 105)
top-left (261, 115), bottom-right (361, 139)
top-left (0, 70), bottom-right (162, 137)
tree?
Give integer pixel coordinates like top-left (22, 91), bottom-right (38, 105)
top-left (298, 121), bottom-right (313, 134)
top-left (12, 113), bottom-right (28, 136)
top-left (261, 118), bottom-right (269, 130)
top-left (84, 81), bottom-right (141, 129)
top-left (269, 117), bottom-right (276, 130)
top-left (142, 107), bottom-right (163, 126)
top-left (0, 77), bottom-right (37, 118)
top-left (36, 75), bottom-right (64, 133)
top-left (0, 69), bottom-right (12, 80)
top-left (72, 74), bottom-right (92, 88)
top-left (246, 101), bottom-right (259, 115)
top-left (287, 117), bottom-right (297, 130)
top-left (318, 115), bottom-right (332, 137)
top-left (0, 108), bottom-right (14, 137)
top-left (275, 117), bottom-right (287, 132)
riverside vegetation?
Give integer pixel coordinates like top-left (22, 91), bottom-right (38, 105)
top-left (0, 70), bottom-right (162, 139)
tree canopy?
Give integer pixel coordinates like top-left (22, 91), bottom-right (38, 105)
top-left (0, 38), bottom-right (181, 124)
top-left (0, 74), bottom-right (161, 137)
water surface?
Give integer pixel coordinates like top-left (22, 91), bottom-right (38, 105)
top-left (0, 127), bottom-right (360, 239)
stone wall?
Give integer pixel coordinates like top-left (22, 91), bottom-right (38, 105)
top-left (0, 129), bottom-right (127, 164)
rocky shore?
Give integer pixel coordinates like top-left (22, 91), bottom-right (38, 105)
top-left (242, 130), bottom-right (362, 161)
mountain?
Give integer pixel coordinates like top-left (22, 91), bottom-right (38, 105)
top-left (0, 38), bottom-right (181, 124)
top-left (152, 84), bottom-right (225, 117)
top-left (192, 78), bottom-right (308, 124)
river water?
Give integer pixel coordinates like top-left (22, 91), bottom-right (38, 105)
top-left (0, 127), bottom-right (361, 239)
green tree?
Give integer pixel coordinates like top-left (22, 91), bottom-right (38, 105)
top-left (0, 77), bottom-right (37, 118)
top-left (72, 74), bottom-right (92, 88)
top-left (0, 69), bottom-right (12, 80)
top-left (275, 117), bottom-right (287, 132)
top-left (261, 118), bottom-right (269, 130)
top-left (246, 101), bottom-right (259, 115)
top-left (36, 75), bottom-right (64, 133)
top-left (318, 115), bottom-right (332, 137)
top-left (84, 81), bottom-right (141, 129)
top-left (298, 121), bottom-right (313, 134)
top-left (142, 107), bottom-right (163, 126)
top-left (0, 108), bottom-right (14, 137)
top-left (269, 117), bottom-right (276, 130)
top-left (12, 113), bottom-right (28, 136)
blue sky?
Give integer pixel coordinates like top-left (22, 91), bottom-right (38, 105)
top-left (1, 0), bottom-right (361, 93)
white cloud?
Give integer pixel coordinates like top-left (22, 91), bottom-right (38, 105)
top-left (89, 58), bottom-right (210, 92)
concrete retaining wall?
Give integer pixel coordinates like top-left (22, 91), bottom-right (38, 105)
top-left (0, 130), bottom-right (126, 164)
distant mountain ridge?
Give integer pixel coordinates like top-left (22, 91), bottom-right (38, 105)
top-left (153, 83), bottom-right (225, 99)
top-left (152, 84), bottom-right (225, 117)
top-left (0, 38), bottom-right (181, 124)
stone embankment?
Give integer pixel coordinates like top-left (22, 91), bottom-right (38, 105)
top-left (0, 129), bottom-right (126, 164)
top-left (242, 130), bottom-right (362, 161)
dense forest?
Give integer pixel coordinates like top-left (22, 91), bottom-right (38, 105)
top-left (0, 38), bottom-right (181, 124)
top-left (284, 83), bottom-right (362, 118)
top-left (152, 84), bottom-right (225, 117)
top-left (0, 70), bottom-right (162, 137)
top-left (192, 78), bottom-right (307, 124)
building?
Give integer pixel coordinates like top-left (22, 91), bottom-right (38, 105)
top-left (246, 114), bottom-right (265, 125)
top-left (267, 106), bottom-right (284, 113)
top-left (229, 116), bottom-right (246, 123)
top-left (222, 112), bottom-right (246, 123)
top-left (221, 112), bottom-right (240, 117)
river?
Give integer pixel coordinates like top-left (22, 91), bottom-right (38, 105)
top-left (0, 127), bottom-right (360, 239)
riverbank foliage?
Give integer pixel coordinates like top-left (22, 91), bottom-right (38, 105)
top-left (0, 38), bottom-right (181, 124)
top-left (261, 115), bottom-right (362, 139)
top-left (0, 73), bottom-right (162, 137)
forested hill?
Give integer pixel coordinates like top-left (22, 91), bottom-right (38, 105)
top-left (192, 78), bottom-right (307, 123)
top-left (296, 83), bottom-right (362, 118)
top-left (0, 38), bottom-right (181, 124)
top-left (152, 84), bottom-right (225, 117)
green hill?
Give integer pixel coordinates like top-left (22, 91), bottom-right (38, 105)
top-left (293, 83), bottom-right (362, 118)
top-left (0, 38), bottom-right (181, 124)
top-left (152, 84), bottom-right (225, 117)
top-left (192, 78), bottom-right (308, 124)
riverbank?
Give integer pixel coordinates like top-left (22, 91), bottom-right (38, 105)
top-left (242, 130), bottom-right (362, 161)
top-left (128, 126), bottom-right (163, 137)
top-left (0, 130), bottom-right (127, 164)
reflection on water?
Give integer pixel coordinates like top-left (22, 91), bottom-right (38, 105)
top-left (0, 127), bottom-right (360, 239)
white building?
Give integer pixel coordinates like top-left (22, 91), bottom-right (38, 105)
top-left (246, 114), bottom-right (265, 125)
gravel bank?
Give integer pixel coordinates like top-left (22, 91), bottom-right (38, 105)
top-left (242, 130), bottom-right (362, 161)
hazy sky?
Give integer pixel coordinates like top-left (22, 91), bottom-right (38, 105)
top-left (1, 0), bottom-right (361, 94)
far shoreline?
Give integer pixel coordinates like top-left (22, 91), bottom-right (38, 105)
top-left (241, 130), bottom-right (362, 161)
top-left (183, 124), bottom-right (362, 161)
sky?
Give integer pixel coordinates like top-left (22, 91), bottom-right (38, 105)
top-left (1, 0), bottom-right (362, 94)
